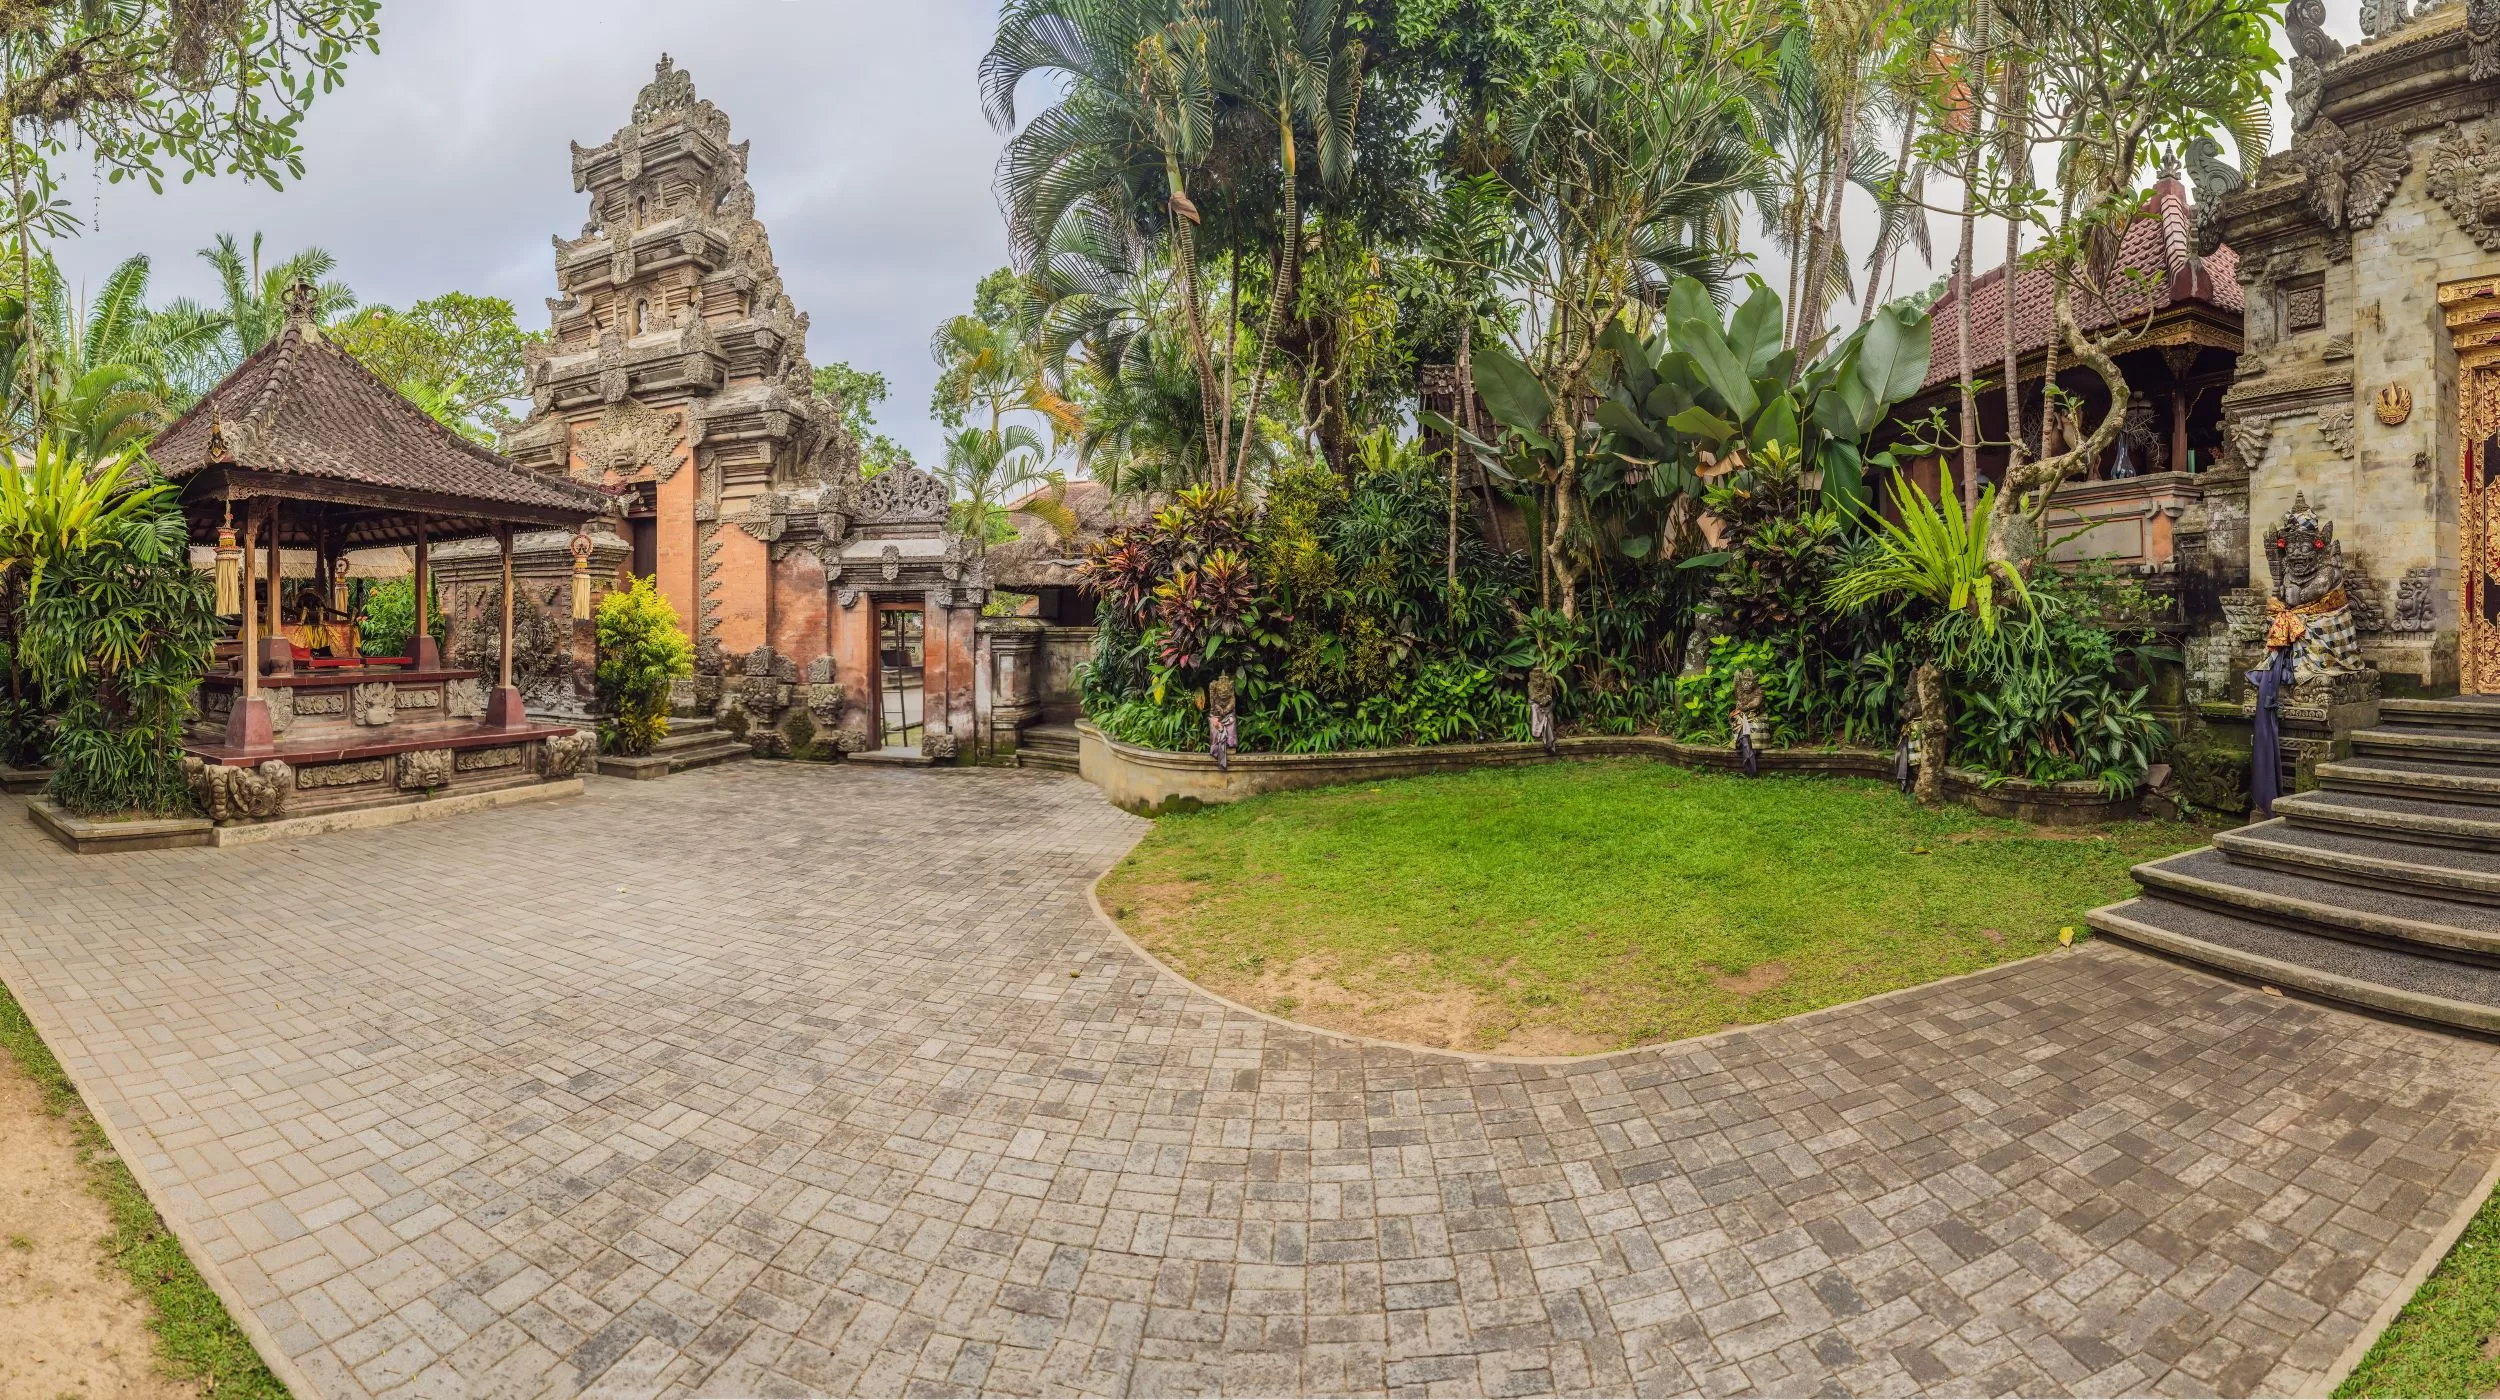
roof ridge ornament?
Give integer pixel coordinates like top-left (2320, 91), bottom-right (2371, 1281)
top-left (282, 280), bottom-right (321, 342)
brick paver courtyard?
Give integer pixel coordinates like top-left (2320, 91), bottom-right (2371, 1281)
top-left (1, 765), bottom-right (2497, 1398)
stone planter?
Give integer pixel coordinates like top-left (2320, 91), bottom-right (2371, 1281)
top-left (0, 763), bottom-right (54, 795)
top-left (28, 799), bottom-right (215, 854)
top-left (1943, 769), bottom-right (2144, 826)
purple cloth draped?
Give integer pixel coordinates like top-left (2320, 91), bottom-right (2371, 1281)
top-left (2247, 648), bottom-right (2293, 817)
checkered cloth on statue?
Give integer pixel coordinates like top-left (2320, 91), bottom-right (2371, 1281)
top-left (2264, 585), bottom-right (2363, 681)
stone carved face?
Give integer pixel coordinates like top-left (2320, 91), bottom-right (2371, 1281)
top-left (1208, 675), bottom-right (1236, 721)
top-left (2266, 496), bottom-right (2345, 601)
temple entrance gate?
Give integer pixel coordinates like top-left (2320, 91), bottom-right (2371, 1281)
top-left (876, 605), bottom-right (926, 750)
top-left (2445, 277), bottom-right (2500, 692)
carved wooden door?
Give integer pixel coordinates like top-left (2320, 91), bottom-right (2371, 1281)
top-left (2446, 277), bottom-right (2500, 692)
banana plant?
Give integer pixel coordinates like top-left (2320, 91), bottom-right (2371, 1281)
top-left (1592, 274), bottom-right (1931, 515)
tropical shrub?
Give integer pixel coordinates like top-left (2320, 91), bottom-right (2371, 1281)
top-left (357, 576), bottom-right (446, 657)
top-left (1826, 480), bottom-right (2029, 633)
top-left (594, 578), bottom-right (692, 756)
top-left (17, 491), bottom-right (218, 817)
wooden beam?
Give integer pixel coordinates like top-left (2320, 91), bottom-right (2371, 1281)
top-left (499, 524), bottom-right (515, 690)
top-left (239, 501), bottom-right (260, 700)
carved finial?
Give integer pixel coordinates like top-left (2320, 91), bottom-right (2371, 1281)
top-left (282, 279), bottom-right (318, 327)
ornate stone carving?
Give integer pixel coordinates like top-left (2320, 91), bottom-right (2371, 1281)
top-left (632, 55), bottom-right (732, 145)
top-left (2286, 117), bottom-right (2410, 238)
top-left (2263, 494), bottom-right (2367, 680)
top-left (297, 760), bottom-right (385, 790)
top-left (2475, 0), bottom-right (2500, 81)
top-left (855, 466), bottom-right (948, 525)
top-left (2358, 0), bottom-right (2412, 40)
top-left (2284, 285), bottom-right (2327, 331)
top-left (807, 655), bottom-right (834, 684)
top-left (2376, 384), bottom-right (2414, 425)
top-left (2224, 413), bottom-right (2275, 470)
top-left (185, 757), bottom-right (295, 823)
top-left (2286, 0), bottom-right (2341, 132)
top-left (296, 691), bottom-right (345, 717)
top-left (2427, 122), bottom-right (2500, 252)
top-left (880, 545), bottom-right (901, 582)
top-left (2394, 567), bottom-right (2438, 631)
top-left (922, 730), bottom-right (958, 760)
top-left (265, 685), bottom-right (295, 734)
top-left (445, 678), bottom-right (486, 719)
top-left (805, 682), bottom-right (844, 723)
top-left (353, 682), bottom-right (397, 727)
top-left (540, 730), bottom-right (598, 779)
top-left (2317, 406), bottom-right (2357, 459)
top-left (456, 746), bottom-right (526, 772)
top-left (2184, 136), bottom-right (2244, 207)
top-left (398, 748), bottom-right (455, 790)
top-left (571, 399), bottom-right (684, 480)
top-left (399, 688), bottom-right (441, 710)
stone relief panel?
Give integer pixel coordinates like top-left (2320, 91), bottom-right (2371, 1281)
top-left (855, 466), bottom-right (949, 525)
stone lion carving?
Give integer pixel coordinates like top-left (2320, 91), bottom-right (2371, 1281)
top-left (2262, 494), bottom-right (2365, 680)
top-left (540, 731), bottom-right (598, 780)
top-left (185, 756), bottom-right (295, 823)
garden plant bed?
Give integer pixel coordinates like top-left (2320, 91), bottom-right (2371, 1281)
top-left (1098, 758), bottom-right (2206, 1054)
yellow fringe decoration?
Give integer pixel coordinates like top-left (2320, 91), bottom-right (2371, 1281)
top-left (213, 507), bottom-right (242, 617)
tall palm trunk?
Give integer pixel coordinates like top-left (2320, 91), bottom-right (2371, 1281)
top-left (1997, 65), bottom-right (2026, 493)
top-left (1861, 107), bottom-right (1920, 326)
top-left (1798, 94), bottom-right (1859, 351)
top-left (1164, 161), bottom-right (1223, 475)
top-left (1954, 124), bottom-right (1981, 516)
top-left (1233, 111), bottom-right (1300, 490)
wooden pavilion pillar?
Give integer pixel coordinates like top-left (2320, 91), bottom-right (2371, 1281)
top-left (410, 515), bottom-right (441, 669)
top-left (2165, 345), bottom-right (2198, 475)
top-left (225, 499), bottom-right (275, 749)
top-left (485, 523), bottom-right (527, 728)
top-left (259, 499), bottom-right (292, 675)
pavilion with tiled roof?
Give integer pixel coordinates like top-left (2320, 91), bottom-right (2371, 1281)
top-left (1893, 174), bottom-right (2242, 497)
top-left (156, 286), bottom-right (614, 827)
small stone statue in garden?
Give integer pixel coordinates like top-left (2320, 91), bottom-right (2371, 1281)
top-left (2262, 494), bottom-right (2364, 681)
top-left (1208, 674), bottom-right (1238, 772)
top-left (1912, 662), bottom-right (1949, 807)
top-left (1730, 668), bottom-right (1764, 778)
top-left (1528, 670), bottom-right (1558, 756)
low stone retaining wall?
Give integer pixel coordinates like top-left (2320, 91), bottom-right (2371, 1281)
top-left (1076, 721), bottom-right (2146, 825)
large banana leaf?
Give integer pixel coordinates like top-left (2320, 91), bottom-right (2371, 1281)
top-left (1469, 341), bottom-right (1555, 453)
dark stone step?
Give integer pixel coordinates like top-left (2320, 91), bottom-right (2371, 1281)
top-left (2350, 726), bottom-right (2500, 765)
top-left (2317, 754), bottom-right (2500, 806)
top-left (1018, 751), bottom-right (1079, 772)
top-left (2088, 896), bottom-right (2500, 1034)
top-left (2215, 819), bottom-right (2500, 910)
top-left (2135, 847), bottom-right (2500, 963)
top-left (596, 737), bottom-right (749, 781)
top-left (2277, 789), bottom-right (2500, 851)
top-left (2381, 697), bottom-right (2500, 732)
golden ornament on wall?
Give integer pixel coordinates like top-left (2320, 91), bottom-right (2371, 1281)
top-left (2376, 383), bottom-right (2414, 426)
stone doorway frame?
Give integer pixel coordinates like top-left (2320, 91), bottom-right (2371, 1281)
top-left (873, 602), bottom-right (927, 750)
top-left (2445, 276), bottom-right (2500, 692)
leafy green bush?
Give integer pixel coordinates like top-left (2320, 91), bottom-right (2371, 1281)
top-left (19, 496), bottom-right (218, 816)
top-left (357, 576), bottom-right (445, 657)
top-left (593, 578), bottom-right (691, 756)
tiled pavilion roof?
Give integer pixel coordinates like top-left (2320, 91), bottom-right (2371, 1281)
top-left (157, 304), bottom-right (615, 549)
top-left (1920, 177), bottom-right (2240, 393)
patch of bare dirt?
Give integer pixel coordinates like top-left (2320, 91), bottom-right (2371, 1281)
top-left (0, 1050), bottom-right (197, 1400)
top-left (1709, 961), bottom-right (1792, 996)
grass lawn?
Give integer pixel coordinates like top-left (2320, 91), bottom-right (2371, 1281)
top-left (1100, 759), bottom-right (2208, 1054)
top-left (2335, 1176), bottom-right (2500, 1398)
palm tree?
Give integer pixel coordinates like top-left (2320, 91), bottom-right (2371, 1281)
top-left (1208, 0), bottom-right (1363, 487)
top-left (939, 423), bottom-right (1060, 546)
top-left (170, 232), bottom-right (355, 380)
top-left (23, 254), bottom-right (227, 433)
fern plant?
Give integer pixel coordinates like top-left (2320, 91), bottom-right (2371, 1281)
top-left (1825, 479), bottom-right (2030, 632)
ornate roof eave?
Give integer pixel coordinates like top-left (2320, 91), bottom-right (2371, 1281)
top-left (1898, 303), bottom-right (2242, 417)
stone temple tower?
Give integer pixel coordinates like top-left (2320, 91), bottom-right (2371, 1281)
top-left (503, 57), bottom-right (985, 759)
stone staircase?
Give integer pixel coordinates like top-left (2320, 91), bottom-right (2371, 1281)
top-left (2091, 696), bottom-right (2500, 1035)
top-left (594, 715), bottom-right (751, 780)
top-left (1017, 722), bottom-right (1080, 774)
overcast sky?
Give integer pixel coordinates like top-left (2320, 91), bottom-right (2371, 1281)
top-left (48, 0), bottom-right (2314, 470)
top-left (51, 0), bottom-right (1011, 470)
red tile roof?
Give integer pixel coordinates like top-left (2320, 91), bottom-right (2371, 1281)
top-left (1920, 178), bottom-right (2239, 392)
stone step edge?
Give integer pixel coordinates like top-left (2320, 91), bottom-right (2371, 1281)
top-left (2352, 730), bottom-right (2500, 758)
top-left (2317, 761), bottom-right (2500, 804)
top-left (2087, 900), bottom-right (2500, 1035)
top-left (595, 741), bottom-right (750, 780)
top-left (2133, 854), bottom-right (2500, 962)
top-left (2213, 824), bottom-right (2500, 907)
top-left (2276, 793), bottom-right (2500, 847)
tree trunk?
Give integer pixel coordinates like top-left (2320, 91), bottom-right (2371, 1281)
top-left (1233, 115), bottom-right (1301, 490)
top-left (1217, 246), bottom-right (1241, 474)
top-left (1165, 166), bottom-right (1223, 477)
top-left (1449, 318), bottom-right (1469, 590)
top-left (1798, 95), bottom-right (1860, 351)
top-left (1988, 270), bottom-right (2127, 563)
top-left (1996, 62), bottom-right (2026, 492)
top-left (1954, 139), bottom-right (1981, 517)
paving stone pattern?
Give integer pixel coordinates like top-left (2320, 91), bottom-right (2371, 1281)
top-left (1, 765), bottom-right (2497, 1398)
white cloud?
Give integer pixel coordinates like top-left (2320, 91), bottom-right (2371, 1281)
top-left (51, 0), bottom-right (1012, 468)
